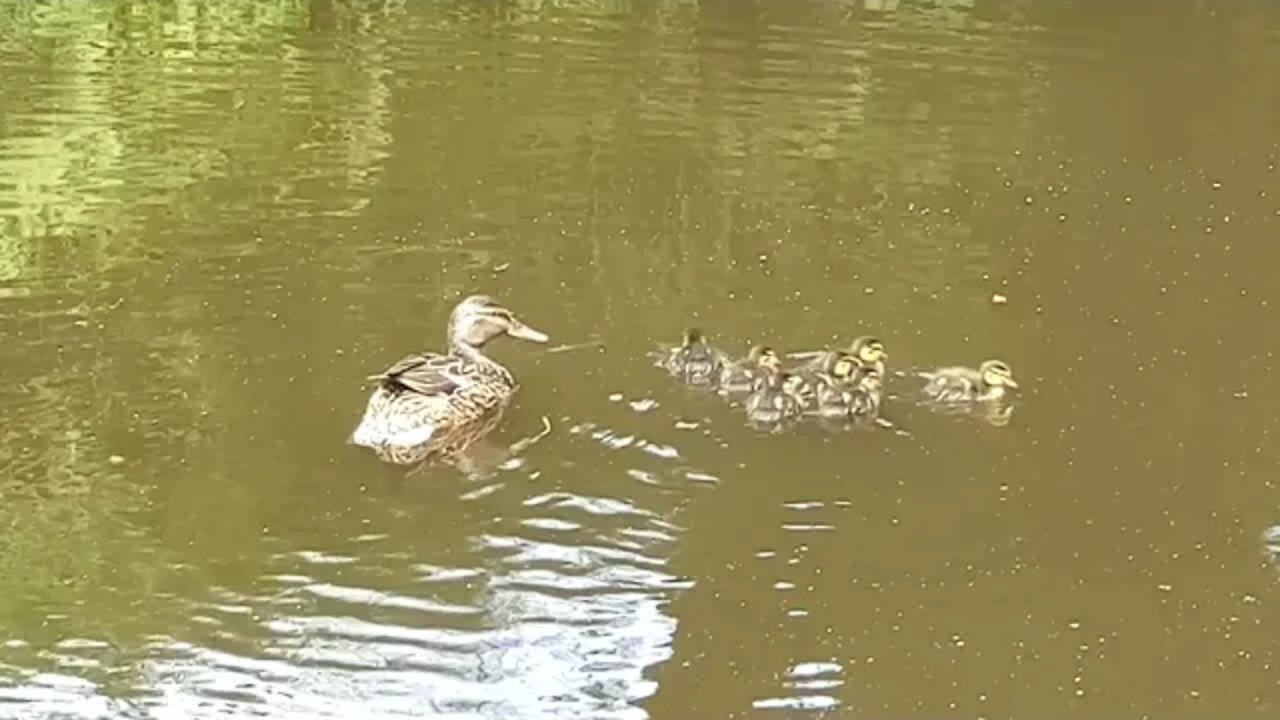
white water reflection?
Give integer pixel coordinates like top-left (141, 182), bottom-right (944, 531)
top-left (115, 484), bottom-right (685, 720)
top-left (752, 660), bottom-right (846, 713)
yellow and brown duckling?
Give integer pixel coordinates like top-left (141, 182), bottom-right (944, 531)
top-left (919, 359), bottom-right (1019, 403)
top-left (792, 349), bottom-right (860, 411)
top-left (793, 335), bottom-right (888, 376)
top-left (663, 327), bottom-right (726, 387)
top-left (719, 345), bottom-right (781, 395)
top-left (745, 367), bottom-right (806, 426)
top-left (351, 295), bottom-right (548, 465)
top-left (813, 364), bottom-right (884, 420)
top-left (847, 365), bottom-right (884, 418)
top-left (847, 335), bottom-right (888, 377)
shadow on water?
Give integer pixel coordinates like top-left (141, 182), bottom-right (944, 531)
top-left (3, 0), bottom-right (1280, 718)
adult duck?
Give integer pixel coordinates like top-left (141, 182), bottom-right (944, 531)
top-left (351, 295), bottom-right (547, 464)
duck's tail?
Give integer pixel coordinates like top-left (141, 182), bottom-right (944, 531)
top-left (349, 422), bottom-right (376, 448)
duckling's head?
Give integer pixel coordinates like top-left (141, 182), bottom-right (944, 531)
top-left (850, 336), bottom-right (888, 365)
top-left (747, 344), bottom-right (777, 362)
top-left (780, 371), bottom-right (806, 396)
top-left (856, 367), bottom-right (884, 393)
top-left (824, 351), bottom-right (859, 382)
top-left (755, 347), bottom-right (782, 371)
top-left (449, 295), bottom-right (549, 347)
top-left (980, 359), bottom-right (1018, 389)
top-left (681, 327), bottom-right (707, 347)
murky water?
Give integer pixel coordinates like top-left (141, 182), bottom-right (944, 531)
top-left (2, 1), bottom-right (1280, 717)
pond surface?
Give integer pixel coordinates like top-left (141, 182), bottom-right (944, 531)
top-left (2, 1), bottom-right (1280, 717)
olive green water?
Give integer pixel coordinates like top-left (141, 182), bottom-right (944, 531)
top-left (3, 1), bottom-right (1280, 717)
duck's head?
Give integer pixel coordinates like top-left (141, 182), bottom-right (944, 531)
top-left (979, 359), bottom-right (1018, 389)
top-left (824, 350), bottom-right (859, 382)
top-left (849, 336), bottom-right (888, 366)
top-left (448, 295), bottom-right (549, 348)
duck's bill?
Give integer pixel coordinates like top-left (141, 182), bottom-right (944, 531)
top-left (1004, 378), bottom-right (1019, 388)
top-left (508, 322), bottom-right (549, 343)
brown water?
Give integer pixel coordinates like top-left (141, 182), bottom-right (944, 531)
top-left (2, 1), bottom-right (1279, 717)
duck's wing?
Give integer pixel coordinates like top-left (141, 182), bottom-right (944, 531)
top-left (368, 352), bottom-right (467, 396)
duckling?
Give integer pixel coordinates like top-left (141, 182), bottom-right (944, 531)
top-left (919, 359), bottom-right (1019, 403)
top-left (719, 345), bottom-right (781, 395)
top-left (793, 335), bottom-right (889, 377)
top-left (848, 335), bottom-right (889, 377)
top-left (847, 365), bottom-right (884, 418)
top-left (794, 350), bottom-right (861, 413)
top-left (745, 368), bottom-right (805, 426)
top-left (663, 328), bottom-right (725, 387)
top-left (812, 364), bottom-right (884, 420)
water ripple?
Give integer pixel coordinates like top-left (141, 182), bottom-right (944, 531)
top-left (299, 583), bottom-right (483, 617)
top-left (752, 659), bottom-right (846, 712)
top-left (107, 460), bottom-right (688, 719)
top-left (7, 1), bottom-right (1274, 718)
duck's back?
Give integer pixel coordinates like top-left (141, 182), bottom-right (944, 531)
top-left (352, 351), bottom-right (516, 454)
